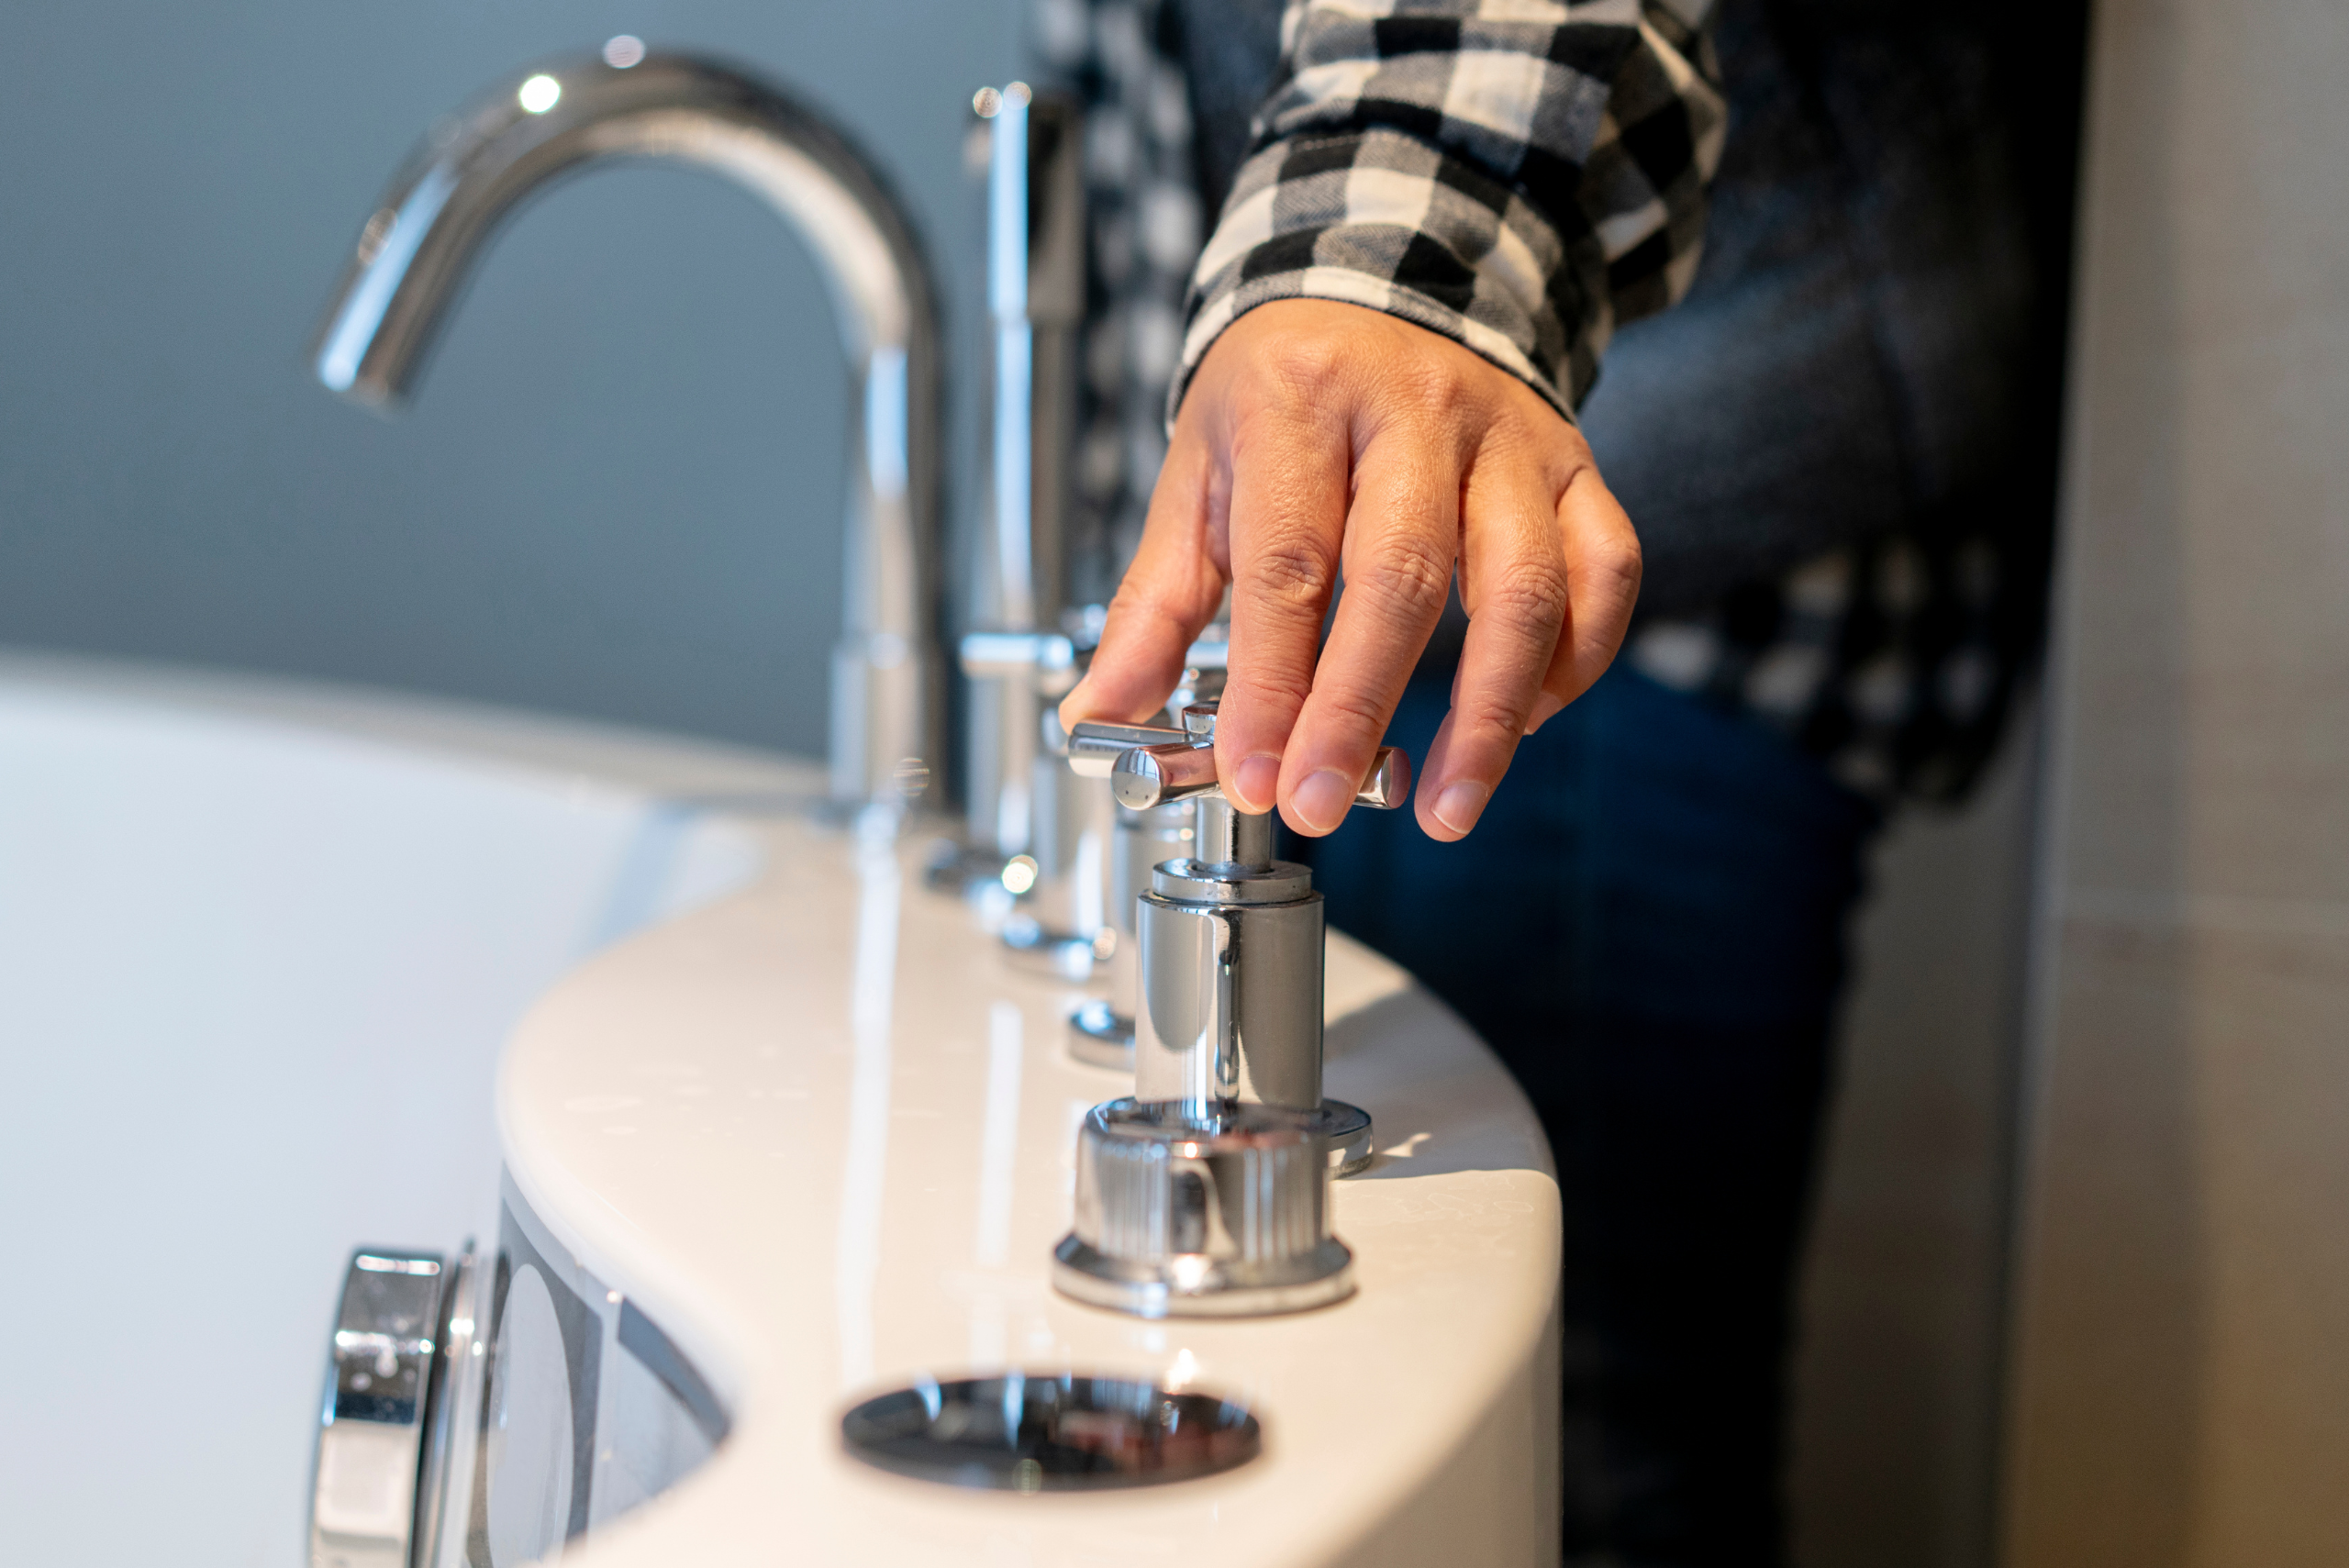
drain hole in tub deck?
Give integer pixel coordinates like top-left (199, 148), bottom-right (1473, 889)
top-left (840, 1373), bottom-right (1260, 1490)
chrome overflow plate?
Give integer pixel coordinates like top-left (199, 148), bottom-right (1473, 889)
top-left (309, 1242), bottom-right (480, 1568)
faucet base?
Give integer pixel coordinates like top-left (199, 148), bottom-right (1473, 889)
top-left (922, 838), bottom-right (1023, 897)
top-left (1052, 1234), bottom-right (1356, 1319)
top-left (1002, 918), bottom-right (1110, 982)
top-left (1067, 1000), bottom-right (1134, 1067)
top-left (1054, 1099), bottom-right (1355, 1319)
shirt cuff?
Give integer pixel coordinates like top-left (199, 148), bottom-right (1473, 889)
top-left (1169, 128), bottom-right (1605, 429)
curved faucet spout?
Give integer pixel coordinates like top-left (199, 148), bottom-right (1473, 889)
top-left (312, 50), bottom-right (942, 814)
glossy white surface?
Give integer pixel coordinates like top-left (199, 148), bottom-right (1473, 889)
top-left (0, 653), bottom-right (1562, 1565)
top-left (0, 656), bottom-right (791, 1567)
top-left (501, 811), bottom-right (1564, 1566)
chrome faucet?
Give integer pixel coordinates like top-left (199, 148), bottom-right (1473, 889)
top-left (1051, 704), bottom-right (1406, 1318)
top-left (954, 83), bottom-right (1086, 884)
top-left (312, 49), bottom-right (943, 815)
top-left (1068, 702), bottom-right (1406, 1174)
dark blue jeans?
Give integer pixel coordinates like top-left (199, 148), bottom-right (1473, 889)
top-left (1292, 666), bottom-right (1879, 1567)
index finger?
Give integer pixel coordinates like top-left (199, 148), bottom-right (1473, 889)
top-left (1058, 428), bottom-right (1228, 728)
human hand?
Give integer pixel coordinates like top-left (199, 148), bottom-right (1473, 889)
top-left (1058, 298), bottom-right (1641, 840)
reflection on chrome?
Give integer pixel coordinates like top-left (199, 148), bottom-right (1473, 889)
top-left (355, 1252), bottom-right (443, 1276)
top-left (311, 51), bottom-right (943, 814)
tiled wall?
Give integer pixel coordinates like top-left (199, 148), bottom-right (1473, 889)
top-left (1792, 716), bottom-right (2042, 1568)
top-left (2003, 1), bottom-right (2349, 1562)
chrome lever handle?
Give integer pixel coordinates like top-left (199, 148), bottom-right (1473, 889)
top-left (1353, 747), bottom-right (1413, 810)
top-left (1107, 740), bottom-right (1413, 813)
top-left (1067, 719), bottom-right (1191, 778)
top-left (1074, 700), bottom-right (1412, 811)
top-left (1109, 740), bottom-right (1222, 809)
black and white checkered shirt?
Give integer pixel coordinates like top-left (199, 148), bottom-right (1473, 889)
top-left (1177, 0), bottom-right (1723, 422)
top-left (1042, 0), bottom-right (2043, 805)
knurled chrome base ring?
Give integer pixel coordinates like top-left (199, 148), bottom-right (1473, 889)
top-left (1051, 1235), bottom-right (1355, 1318)
top-left (1065, 1000), bottom-right (1134, 1069)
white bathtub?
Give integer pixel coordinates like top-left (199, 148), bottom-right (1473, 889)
top-left (0, 654), bottom-right (802, 1565)
top-left (0, 652), bottom-right (1564, 1568)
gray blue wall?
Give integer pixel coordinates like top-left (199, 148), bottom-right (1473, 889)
top-left (1, 0), bottom-right (1023, 753)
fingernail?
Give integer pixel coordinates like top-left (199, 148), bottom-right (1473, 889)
top-left (1291, 768), bottom-right (1353, 834)
top-left (1432, 781), bottom-right (1491, 836)
top-left (1525, 694), bottom-right (1566, 735)
top-left (1233, 753), bottom-right (1281, 813)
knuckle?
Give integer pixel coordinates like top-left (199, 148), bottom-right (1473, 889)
top-left (1544, 423), bottom-right (1598, 477)
top-left (1426, 358), bottom-right (1475, 413)
top-left (1352, 535), bottom-right (1454, 624)
top-left (1222, 414), bottom-right (1289, 472)
top-left (1241, 325), bottom-right (1344, 403)
top-left (1314, 684), bottom-right (1394, 743)
top-left (1579, 534), bottom-right (1643, 606)
top-left (1463, 695), bottom-right (1531, 745)
top-left (1474, 419), bottom-right (1535, 468)
top-left (1383, 358), bottom-right (1474, 435)
top-left (1272, 334), bottom-right (1345, 392)
top-left (1389, 350), bottom-right (1457, 406)
top-left (1225, 665), bottom-right (1312, 718)
top-left (1479, 562), bottom-right (1571, 634)
top-left (1109, 575), bottom-right (1197, 642)
top-left (1245, 532), bottom-right (1336, 610)
top-left (1118, 599), bottom-right (1191, 656)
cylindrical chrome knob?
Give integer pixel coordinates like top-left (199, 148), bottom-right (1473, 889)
top-left (1135, 859), bottom-right (1323, 1108)
top-left (1053, 1099), bottom-right (1353, 1318)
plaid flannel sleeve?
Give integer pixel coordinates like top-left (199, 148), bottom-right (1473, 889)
top-left (1173, 0), bottom-right (1724, 424)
